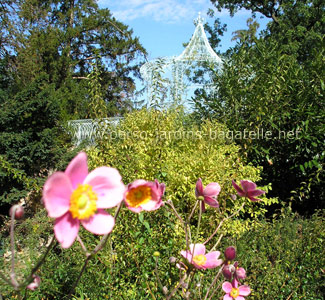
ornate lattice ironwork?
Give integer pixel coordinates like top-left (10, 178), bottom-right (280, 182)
top-left (140, 13), bottom-right (223, 109)
top-left (67, 117), bottom-right (122, 145)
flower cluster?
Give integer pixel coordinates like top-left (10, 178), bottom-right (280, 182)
top-left (43, 152), bottom-right (165, 248)
top-left (222, 247), bottom-right (251, 299)
top-left (5, 151), bottom-right (266, 297)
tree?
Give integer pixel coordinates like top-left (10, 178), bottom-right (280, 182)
top-left (1, 0), bottom-right (147, 118)
top-left (193, 0), bottom-right (325, 213)
top-left (0, 1), bottom-right (148, 208)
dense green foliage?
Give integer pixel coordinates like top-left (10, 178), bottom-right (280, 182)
top-left (1, 0), bottom-right (146, 117)
top-left (193, 0), bottom-right (325, 213)
top-left (1, 206), bottom-right (323, 299)
top-left (87, 108), bottom-right (277, 235)
top-left (0, 0), bottom-right (147, 208)
top-left (0, 75), bottom-right (70, 205)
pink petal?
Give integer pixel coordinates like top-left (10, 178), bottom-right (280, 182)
top-left (140, 199), bottom-right (163, 211)
top-left (204, 182), bottom-right (221, 197)
top-left (240, 180), bottom-right (257, 193)
top-left (236, 267), bottom-right (246, 279)
top-left (126, 205), bottom-right (143, 213)
top-left (248, 196), bottom-right (263, 202)
top-left (223, 294), bottom-right (233, 300)
top-left (236, 297), bottom-right (245, 300)
top-left (204, 251), bottom-right (223, 268)
top-left (195, 178), bottom-right (204, 197)
top-left (155, 179), bottom-right (166, 198)
top-left (204, 196), bottom-right (219, 207)
top-left (81, 210), bottom-right (115, 235)
top-left (54, 213), bottom-right (79, 248)
top-left (232, 180), bottom-right (245, 197)
top-left (43, 172), bottom-right (72, 218)
top-left (222, 282), bottom-right (233, 293)
top-left (180, 250), bottom-right (192, 262)
top-left (127, 179), bottom-right (148, 189)
top-left (84, 167), bottom-right (125, 208)
top-left (26, 275), bottom-right (41, 291)
top-left (248, 189), bottom-right (265, 197)
top-left (190, 243), bottom-right (205, 256)
top-left (239, 285), bottom-right (251, 296)
top-left (65, 152), bottom-right (88, 189)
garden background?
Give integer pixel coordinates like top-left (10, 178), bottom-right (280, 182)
top-left (0, 0), bottom-right (324, 299)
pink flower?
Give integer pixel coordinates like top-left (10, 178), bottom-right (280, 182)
top-left (43, 152), bottom-right (125, 248)
top-left (180, 244), bottom-right (223, 270)
top-left (124, 179), bottom-right (165, 213)
top-left (195, 178), bottom-right (221, 211)
top-left (232, 180), bottom-right (265, 202)
top-left (222, 280), bottom-right (251, 300)
top-left (26, 275), bottom-right (40, 291)
top-left (223, 262), bottom-right (247, 282)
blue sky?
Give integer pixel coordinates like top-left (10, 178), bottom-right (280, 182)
top-left (98, 0), bottom-right (271, 59)
top-left (97, 0), bottom-right (271, 103)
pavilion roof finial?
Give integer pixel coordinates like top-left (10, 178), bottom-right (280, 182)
top-left (194, 12), bottom-right (204, 26)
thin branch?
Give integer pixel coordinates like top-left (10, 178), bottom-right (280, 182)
top-left (72, 76), bottom-right (90, 80)
top-left (77, 235), bottom-right (90, 256)
top-left (154, 257), bottom-right (164, 291)
top-left (67, 201), bottom-right (123, 297)
top-left (10, 206), bottom-right (19, 289)
top-left (166, 273), bottom-right (187, 300)
top-left (20, 235), bottom-right (56, 289)
top-left (203, 203), bottom-right (245, 245)
top-left (203, 266), bottom-right (223, 300)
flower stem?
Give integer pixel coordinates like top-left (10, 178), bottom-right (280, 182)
top-left (154, 256), bottom-right (164, 291)
top-left (20, 235), bottom-right (56, 289)
top-left (203, 203), bottom-right (245, 245)
top-left (67, 201), bottom-right (123, 298)
top-left (187, 199), bottom-right (199, 223)
top-left (166, 272), bottom-right (188, 300)
top-left (203, 266), bottom-right (223, 300)
top-left (77, 234), bottom-right (89, 256)
top-left (10, 206), bottom-right (19, 289)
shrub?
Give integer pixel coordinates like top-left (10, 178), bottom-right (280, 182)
top-left (87, 108), bottom-right (277, 237)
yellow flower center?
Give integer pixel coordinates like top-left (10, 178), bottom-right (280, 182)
top-left (193, 254), bottom-right (207, 266)
top-left (69, 184), bottom-right (97, 220)
top-left (126, 186), bottom-right (152, 207)
top-left (230, 287), bottom-right (240, 298)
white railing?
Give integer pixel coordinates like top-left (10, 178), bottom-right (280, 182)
top-left (67, 117), bottom-right (123, 145)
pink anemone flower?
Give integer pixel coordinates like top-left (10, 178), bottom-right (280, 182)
top-left (124, 179), bottom-right (165, 213)
top-left (232, 180), bottom-right (265, 202)
top-left (222, 280), bottom-right (251, 300)
top-left (26, 275), bottom-right (41, 291)
top-left (43, 152), bottom-right (125, 248)
top-left (180, 243), bottom-right (223, 270)
top-left (195, 178), bottom-right (221, 212)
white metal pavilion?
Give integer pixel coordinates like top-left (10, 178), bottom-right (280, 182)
top-left (140, 13), bottom-right (223, 110)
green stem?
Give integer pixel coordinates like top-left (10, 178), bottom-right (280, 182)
top-left (20, 235), bottom-right (56, 289)
top-left (10, 206), bottom-right (19, 289)
top-left (67, 201), bottom-right (123, 297)
top-left (203, 203), bottom-right (245, 245)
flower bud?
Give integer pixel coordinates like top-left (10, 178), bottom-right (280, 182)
top-left (231, 194), bottom-right (237, 200)
top-left (153, 251), bottom-right (160, 257)
top-left (224, 246), bottom-right (236, 261)
top-left (235, 267), bottom-right (246, 279)
top-left (169, 256), bottom-right (177, 264)
top-left (182, 282), bottom-right (188, 289)
top-left (162, 286), bottom-right (168, 295)
top-left (222, 264), bottom-right (235, 280)
top-left (9, 205), bottom-right (24, 220)
top-left (26, 275), bottom-right (40, 291)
